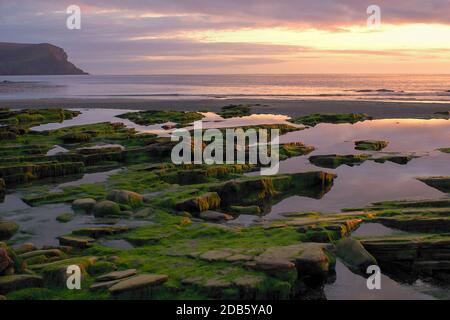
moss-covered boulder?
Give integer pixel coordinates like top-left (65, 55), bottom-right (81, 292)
top-left (106, 190), bottom-right (143, 207)
top-left (72, 198), bottom-right (96, 213)
top-left (355, 140), bottom-right (389, 151)
top-left (336, 238), bottom-right (377, 274)
top-left (0, 220), bottom-right (19, 241)
top-left (56, 213), bottom-right (74, 223)
top-left (92, 200), bottom-right (121, 217)
top-left (230, 205), bottom-right (261, 215)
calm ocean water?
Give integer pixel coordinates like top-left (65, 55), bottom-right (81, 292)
top-left (0, 74), bottom-right (449, 102)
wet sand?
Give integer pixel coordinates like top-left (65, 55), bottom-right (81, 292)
top-left (2, 98), bottom-right (450, 119)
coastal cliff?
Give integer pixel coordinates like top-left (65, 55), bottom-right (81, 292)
top-left (0, 42), bottom-right (87, 75)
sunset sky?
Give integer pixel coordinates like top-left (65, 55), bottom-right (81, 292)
top-left (1, 0), bottom-right (450, 74)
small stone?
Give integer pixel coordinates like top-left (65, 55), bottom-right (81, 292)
top-left (108, 274), bottom-right (168, 295)
top-left (96, 269), bottom-right (137, 282)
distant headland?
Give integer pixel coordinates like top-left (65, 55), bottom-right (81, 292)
top-left (0, 42), bottom-right (87, 75)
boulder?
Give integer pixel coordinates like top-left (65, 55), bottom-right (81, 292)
top-left (199, 211), bottom-right (233, 222)
top-left (0, 220), bottom-right (19, 241)
top-left (96, 269), bottom-right (137, 282)
top-left (108, 274), bottom-right (168, 296)
top-left (107, 190), bottom-right (143, 207)
top-left (0, 275), bottom-right (43, 295)
top-left (92, 200), bottom-right (121, 217)
top-left (72, 198), bottom-right (96, 213)
top-left (336, 238), bottom-right (377, 274)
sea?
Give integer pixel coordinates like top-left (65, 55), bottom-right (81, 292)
top-left (0, 74), bottom-right (449, 102)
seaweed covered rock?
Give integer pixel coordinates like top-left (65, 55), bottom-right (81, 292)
top-left (252, 243), bottom-right (335, 288)
top-left (355, 140), bottom-right (389, 151)
top-left (72, 198), bottom-right (96, 213)
top-left (117, 110), bottom-right (203, 126)
top-left (0, 275), bottom-right (43, 295)
top-left (56, 213), bottom-right (74, 223)
top-left (373, 155), bottom-right (415, 165)
top-left (230, 205), bottom-right (261, 215)
top-left (35, 256), bottom-right (98, 287)
top-left (292, 113), bottom-right (370, 127)
top-left (176, 192), bottom-right (221, 213)
top-left (418, 176), bottom-right (450, 193)
top-left (92, 200), bottom-right (121, 217)
top-left (87, 261), bottom-right (117, 276)
top-left (219, 104), bottom-right (251, 118)
top-left (61, 132), bottom-right (91, 144)
top-left (58, 235), bottom-right (95, 249)
top-left (72, 226), bottom-right (129, 238)
top-left (336, 238), bottom-right (377, 274)
top-left (0, 161), bottom-right (85, 185)
top-left (309, 154), bottom-right (370, 169)
top-left (0, 220), bottom-right (19, 241)
top-left (108, 274), bottom-right (168, 297)
top-left (106, 190), bottom-right (143, 207)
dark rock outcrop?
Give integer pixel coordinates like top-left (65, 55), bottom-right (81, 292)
top-left (0, 42), bottom-right (87, 75)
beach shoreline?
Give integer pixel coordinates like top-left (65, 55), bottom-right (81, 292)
top-left (1, 97), bottom-right (450, 119)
